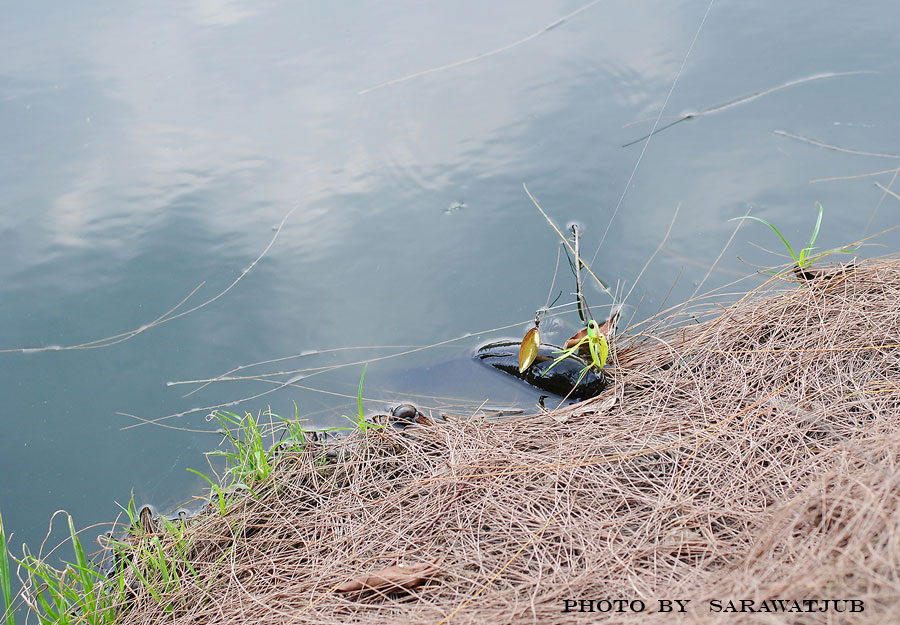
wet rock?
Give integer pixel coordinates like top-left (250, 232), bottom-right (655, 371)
top-left (390, 404), bottom-right (419, 422)
top-left (387, 404), bottom-right (434, 427)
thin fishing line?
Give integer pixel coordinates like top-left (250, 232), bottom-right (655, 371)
top-left (173, 301), bottom-right (582, 391)
top-left (544, 245), bottom-right (563, 311)
top-left (178, 344), bottom-right (419, 398)
top-left (126, 308), bottom-right (574, 429)
top-left (590, 0), bottom-right (715, 268)
top-left (620, 203), bottom-right (680, 308)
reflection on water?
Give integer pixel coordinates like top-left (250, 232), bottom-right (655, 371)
top-left (2, 0), bottom-right (900, 615)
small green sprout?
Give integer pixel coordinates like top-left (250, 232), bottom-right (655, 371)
top-left (730, 202), bottom-right (853, 271)
top-left (341, 365), bottom-right (382, 432)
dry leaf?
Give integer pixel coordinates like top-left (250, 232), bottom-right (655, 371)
top-left (594, 390), bottom-right (616, 413)
top-left (335, 562), bottom-right (439, 593)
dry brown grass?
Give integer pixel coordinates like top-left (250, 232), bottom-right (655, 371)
top-left (117, 258), bottom-right (900, 624)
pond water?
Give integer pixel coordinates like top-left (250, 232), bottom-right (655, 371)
top-left (2, 0), bottom-right (900, 608)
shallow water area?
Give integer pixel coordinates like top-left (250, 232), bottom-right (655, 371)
top-left (2, 1), bottom-right (900, 615)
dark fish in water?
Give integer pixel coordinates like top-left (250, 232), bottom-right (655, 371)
top-left (475, 340), bottom-right (606, 400)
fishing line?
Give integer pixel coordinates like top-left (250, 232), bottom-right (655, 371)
top-left (589, 0), bottom-right (716, 268)
top-left (171, 301), bottom-right (583, 392)
top-left (126, 303), bottom-right (586, 429)
top-left (544, 245), bottom-right (563, 311)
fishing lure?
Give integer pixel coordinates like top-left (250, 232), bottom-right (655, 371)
top-left (545, 319), bottom-right (609, 378)
top-left (518, 310), bottom-right (543, 373)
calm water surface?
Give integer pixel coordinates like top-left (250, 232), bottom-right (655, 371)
top-left (2, 0), bottom-right (900, 605)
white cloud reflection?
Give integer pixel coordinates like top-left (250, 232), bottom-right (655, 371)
top-left (189, 0), bottom-right (259, 27)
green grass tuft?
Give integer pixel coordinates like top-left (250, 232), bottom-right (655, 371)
top-left (16, 514), bottom-right (125, 625)
top-left (730, 202), bottom-right (854, 271)
top-left (7, 378), bottom-right (378, 624)
top-left (340, 365), bottom-right (382, 433)
top-left (189, 406), bottom-right (322, 512)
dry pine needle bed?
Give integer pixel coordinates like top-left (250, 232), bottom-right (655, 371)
top-left (117, 258), bottom-right (900, 624)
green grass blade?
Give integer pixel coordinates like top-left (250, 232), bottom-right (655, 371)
top-left (357, 365), bottom-right (367, 421)
top-left (115, 492), bottom-right (142, 537)
top-left (186, 467), bottom-right (216, 489)
top-left (0, 510), bottom-right (14, 625)
top-left (186, 468), bottom-right (228, 515)
top-left (284, 404), bottom-right (307, 448)
top-left (233, 481), bottom-right (258, 499)
top-left (341, 366), bottom-right (380, 432)
top-left (154, 539), bottom-right (172, 587)
top-left (807, 246), bottom-right (857, 266)
top-left (72, 530), bottom-right (116, 623)
top-left (730, 215), bottom-right (798, 264)
top-left (215, 410), bottom-right (241, 428)
top-left (66, 515), bottom-right (99, 621)
top-left (272, 405), bottom-right (307, 450)
top-left (35, 587), bottom-right (59, 624)
top-left (36, 561), bottom-right (68, 624)
top-left (125, 557), bottom-right (160, 602)
top-left (67, 516), bottom-right (88, 579)
top-left (244, 414), bottom-right (270, 481)
top-left (16, 549), bottom-right (61, 623)
top-left (165, 520), bottom-right (198, 581)
top-left (799, 202), bottom-right (825, 265)
top-left (808, 202), bottom-right (824, 249)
